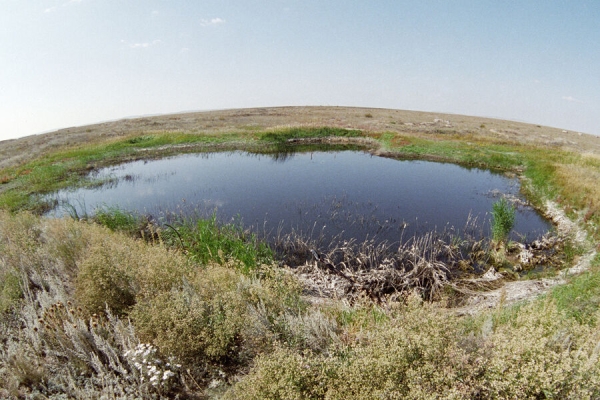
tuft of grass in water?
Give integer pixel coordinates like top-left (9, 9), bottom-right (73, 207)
top-left (163, 214), bottom-right (273, 274)
top-left (491, 198), bottom-right (515, 243)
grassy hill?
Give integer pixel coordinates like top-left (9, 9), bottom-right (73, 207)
top-left (1, 107), bottom-right (599, 398)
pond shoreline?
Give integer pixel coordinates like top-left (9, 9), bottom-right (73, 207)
top-left (0, 108), bottom-right (597, 310)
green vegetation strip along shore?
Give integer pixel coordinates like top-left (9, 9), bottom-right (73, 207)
top-left (2, 125), bottom-right (598, 232)
top-left (1, 116), bottom-right (600, 398)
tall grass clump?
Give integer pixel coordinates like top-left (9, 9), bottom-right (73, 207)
top-left (163, 214), bottom-right (273, 274)
top-left (491, 197), bottom-right (515, 243)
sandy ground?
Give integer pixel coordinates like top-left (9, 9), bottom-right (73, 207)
top-left (2, 106), bottom-right (600, 170)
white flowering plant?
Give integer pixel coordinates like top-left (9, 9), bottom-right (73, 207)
top-left (124, 343), bottom-right (181, 390)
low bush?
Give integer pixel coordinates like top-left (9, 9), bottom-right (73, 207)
top-left (226, 296), bottom-right (600, 399)
top-left (75, 236), bottom-right (138, 315)
top-left (75, 226), bottom-right (192, 315)
top-left (131, 263), bottom-right (308, 372)
top-left (131, 265), bottom-right (247, 364)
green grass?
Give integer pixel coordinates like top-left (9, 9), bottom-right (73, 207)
top-left (337, 304), bottom-right (389, 329)
top-left (0, 270), bottom-right (22, 313)
top-left (260, 127), bottom-right (363, 143)
top-left (163, 214), bottom-right (274, 274)
top-left (550, 254), bottom-right (600, 325)
top-left (491, 198), bottom-right (516, 243)
top-left (93, 205), bottom-right (144, 235)
top-left (108, 132), bottom-right (241, 149)
top-left (386, 137), bottom-right (527, 175)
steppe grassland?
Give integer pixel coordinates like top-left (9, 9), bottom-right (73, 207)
top-left (1, 110), bottom-right (600, 397)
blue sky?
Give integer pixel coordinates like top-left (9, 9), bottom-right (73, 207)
top-left (1, 1), bottom-right (599, 141)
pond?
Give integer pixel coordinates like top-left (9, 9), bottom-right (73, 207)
top-left (48, 150), bottom-right (551, 248)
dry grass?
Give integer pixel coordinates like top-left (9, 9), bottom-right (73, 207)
top-left (554, 153), bottom-right (600, 228)
top-left (277, 219), bottom-right (504, 304)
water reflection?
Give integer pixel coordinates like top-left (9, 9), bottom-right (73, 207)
top-left (48, 150), bottom-right (551, 245)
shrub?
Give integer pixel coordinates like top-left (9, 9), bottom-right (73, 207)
top-left (42, 216), bottom-right (95, 279)
top-left (491, 198), bottom-right (515, 242)
top-left (75, 235), bottom-right (138, 315)
top-left (75, 225), bottom-right (192, 315)
top-left (225, 295), bottom-right (480, 399)
top-left (480, 299), bottom-right (600, 398)
top-left (130, 262), bottom-right (311, 381)
top-left (131, 265), bottom-right (247, 364)
top-left (222, 347), bottom-right (331, 400)
top-left (225, 296), bottom-right (600, 399)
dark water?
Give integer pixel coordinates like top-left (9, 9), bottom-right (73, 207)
top-left (49, 151), bottom-right (551, 244)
